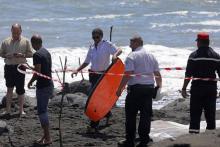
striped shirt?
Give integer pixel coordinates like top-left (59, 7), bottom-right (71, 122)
top-left (185, 47), bottom-right (220, 86)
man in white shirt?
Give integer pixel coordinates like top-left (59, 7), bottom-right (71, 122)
top-left (72, 28), bottom-right (122, 133)
top-left (116, 35), bottom-right (162, 147)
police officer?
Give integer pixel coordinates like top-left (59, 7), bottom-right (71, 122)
top-left (116, 35), bottom-right (162, 147)
top-left (182, 32), bottom-right (220, 133)
top-left (72, 28), bottom-right (122, 133)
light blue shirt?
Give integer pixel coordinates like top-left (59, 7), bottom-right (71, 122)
top-left (125, 46), bottom-right (159, 85)
top-left (84, 40), bottom-right (117, 71)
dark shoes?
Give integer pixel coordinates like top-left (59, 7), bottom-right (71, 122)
top-left (136, 143), bottom-right (148, 147)
top-left (136, 138), bottom-right (153, 147)
top-left (86, 126), bottom-right (99, 134)
top-left (118, 138), bottom-right (153, 147)
top-left (118, 139), bottom-right (135, 147)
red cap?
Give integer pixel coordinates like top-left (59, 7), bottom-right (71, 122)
top-left (196, 32), bottom-right (209, 41)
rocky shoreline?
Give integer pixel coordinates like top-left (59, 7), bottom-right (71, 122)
top-left (0, 80), bottom-right (220, 147)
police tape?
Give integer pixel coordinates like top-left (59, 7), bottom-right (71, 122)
top-left (17, 64), bottom-right (220, 82)
top-left (185, 77), bottom-right (220, 81)
top-left (51, 67), bottom-right (186, 73)
top-left (17, 64), bottom-right (64, 87)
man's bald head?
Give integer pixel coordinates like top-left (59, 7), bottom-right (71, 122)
top-left (11, 23), bottom-right (22, 30)
top-left (31, 34), bottom-right (42, 50)
top-left (11, 23), bottom-right (22, 41)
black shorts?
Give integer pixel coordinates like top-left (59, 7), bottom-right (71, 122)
top-left (4, 64), bottom-right (25, 95)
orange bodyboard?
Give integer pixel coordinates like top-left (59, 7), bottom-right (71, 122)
top-left (85, 58), bottom-right (125, 122)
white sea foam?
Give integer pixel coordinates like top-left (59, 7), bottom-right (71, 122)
top-left (204, 0), bottom-right (218, 4)
top-left (0, 44), bottom-right (189, 109)
top-left (89, 14), bottom-right (133, 19)
top-left (151, 20), bottom-right (220, 28)
top-left (144, 11), bottom-right (188, 17)
top-left (25, 14), bottom-right (134, 22)
top-left (192, 11), bottom-right (220, 17)
top-left (1, 45), bottom-right (219, 110)
top-left (179, 29), bottom-right (220, 33)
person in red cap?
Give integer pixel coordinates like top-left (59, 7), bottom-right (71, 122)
top-left (196, 32), bottom-right (209, 40)
top-left (182, 32), bottom-right (220, 133)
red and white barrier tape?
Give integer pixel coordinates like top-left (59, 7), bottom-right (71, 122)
top-left (185, 77), bottom-right (220, 81)
top-left (17, 64), bottom-right (64, 87)
top-left (17, 64), bottom-right (220, 82)
top-left (161, 67), bottom-right (185, 71)
top-left (51, 67), bottom-right (186, 73)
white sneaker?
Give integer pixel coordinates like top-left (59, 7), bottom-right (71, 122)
top-left (20, 111), bottom-right (26, 115)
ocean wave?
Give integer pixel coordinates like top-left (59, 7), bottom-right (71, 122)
top-left (179, 28), bottom-right (220, 33)
top-left (90, 14), bottom-right (133, 19)
top-left (151, 20), bottom-right (220, 28)
top-left (25, 14), bottom-right (133, 22)
top-left (192, 11), bottom-right (220, 17)
top-left (144, 11), bottom-right (188, 17)
top-left (205, 0), bottom-right (218, 4)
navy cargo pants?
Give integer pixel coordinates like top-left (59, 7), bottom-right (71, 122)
top-left (189, 86), bottom-right (217, 133)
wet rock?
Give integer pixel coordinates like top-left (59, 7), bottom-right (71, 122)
top-left (66, 92), bottom-right (87, 107)
top-left (69, 80), bottom-right (91, 95)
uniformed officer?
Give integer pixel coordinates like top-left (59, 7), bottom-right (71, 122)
top-left (182, 32), bottom-right (220, 133)
top-left (72, 28), bottom-right (122, 133)
top-left (116, 35), bottom-right (162, 147)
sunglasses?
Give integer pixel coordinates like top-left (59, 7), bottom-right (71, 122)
top-left (92, 36), bottom-right (101, 39)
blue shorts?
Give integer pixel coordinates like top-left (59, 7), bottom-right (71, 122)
top-left (36, 85), bottom-right (54, 115)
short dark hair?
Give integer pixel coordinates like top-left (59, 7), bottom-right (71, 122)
top-left (31, 35), bottom-right (42, 45)
top-left (92, 28), bottom-right (103, 37)
top-left (198, 39), bottom-right (209, 47)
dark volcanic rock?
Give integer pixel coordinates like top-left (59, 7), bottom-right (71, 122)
top-left (0, 120), bottom-right (7, 135)
top-left (69, 80), bottom-right (91, 95)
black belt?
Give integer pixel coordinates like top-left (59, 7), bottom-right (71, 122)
top-left (129, 84), bottom-right (154, 89)
top-left (88, 69), bottom-right (105, 74)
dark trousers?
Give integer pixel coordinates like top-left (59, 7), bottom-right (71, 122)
top-left (89, 70), bottom-right (111, 128)
top-left (125, 84), bottom-right (154, 145)
top-left (4, 64), bottom-right (25, 95)
top-left (189, 86), bottom-right (217, 133)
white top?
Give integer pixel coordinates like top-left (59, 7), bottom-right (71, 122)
top-left (84, 40), bottom-right (117, 71)
top-left (125, 46), bottom-right (160, 85)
